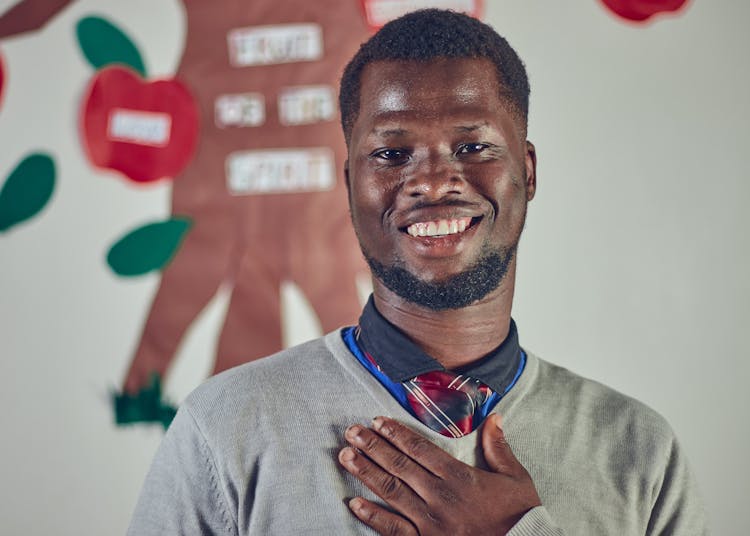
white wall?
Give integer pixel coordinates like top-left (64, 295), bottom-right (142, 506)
top-left (0, 1), bottom-right (746, 534)
top-left (502, 2), bottom-right (749, 534)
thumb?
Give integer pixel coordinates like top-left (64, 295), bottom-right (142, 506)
top-left (481, 413), bottom-right (520, 474)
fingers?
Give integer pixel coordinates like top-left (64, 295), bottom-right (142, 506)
top-left (341, 415), bottom-right (542, 534)
top-left (481, 413), bottom-right (522, 476)
top-left (344, 423), bottom-right (436, 490)
top-left (369, 417), bottom-right (460, 478)
top-left (338, 440), bottom-right (425, 517)
top-left (347, 497), bottom-right (419, 536)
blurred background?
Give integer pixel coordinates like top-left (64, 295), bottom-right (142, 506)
top-left (0, 1), bottom-right (747, 534)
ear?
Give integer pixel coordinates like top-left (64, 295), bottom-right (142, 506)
top-left (524, 141), bottom-right (537, 202)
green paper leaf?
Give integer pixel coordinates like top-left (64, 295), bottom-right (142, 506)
top-left (107, 217), bottom-right (192, 276)
top-left (107, 217), bottom-right (191, 276)
top-left (76, 16), bottom-right (146, 76)
top-left (0, 153), bottom-right (56, 232)
top-left (112, 373), bottom-right (177, 429)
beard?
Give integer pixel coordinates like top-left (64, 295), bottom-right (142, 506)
top-left (364, 245), bottom-right (516, 311)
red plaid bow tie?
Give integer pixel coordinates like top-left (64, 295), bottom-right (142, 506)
top-left (404, 371), bottom-right (493, 438)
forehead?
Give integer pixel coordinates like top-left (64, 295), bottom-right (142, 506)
top-left (353, 57), bottom-right (515, 138)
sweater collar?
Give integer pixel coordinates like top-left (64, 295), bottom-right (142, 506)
top-left (356, 295), bottom-right (522, 394)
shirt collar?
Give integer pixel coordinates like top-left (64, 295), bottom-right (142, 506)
top-left (356, 295), bottom-right (523, 394)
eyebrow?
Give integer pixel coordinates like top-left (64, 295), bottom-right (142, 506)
top-left (453, 122), bottom-right (489, 133)
top-left (371, 122), bottom-right (490, 138)
top-left (372, 127), bottom-right (408, 137)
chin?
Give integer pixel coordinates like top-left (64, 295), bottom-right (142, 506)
top-left (365, 248), bottom-right (515, 311)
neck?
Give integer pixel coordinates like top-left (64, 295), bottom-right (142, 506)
top-left (371, 262), bottom-right (517, 370)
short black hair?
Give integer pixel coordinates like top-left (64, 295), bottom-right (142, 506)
top-left (339, 9), bottom-right (530, 143)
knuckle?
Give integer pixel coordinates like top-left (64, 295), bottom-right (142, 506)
top-left (389, 452), bottom-right (411, 475)
top-left (383, 517), bottom-right (405, 536)
top-left (380, 474), bottom-right (403, 500)
top-left (352, 459), bottom-right (371, 478)
top-left (435, 483), bottom-right (460, 505)
top-left (451, 465), bottom-right (474, 484)
top-left (362, 434), bottom-right (381, 452)
top-left (494, 436), bottom-right (512, 452)
top-left (405, 435), bottom-right (430, 458)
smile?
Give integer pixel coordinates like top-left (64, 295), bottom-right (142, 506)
top-left (405, 217), bottom-right (474, 237)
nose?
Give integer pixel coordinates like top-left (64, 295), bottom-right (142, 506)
top-left (402, 153), bottom-right (464, 200)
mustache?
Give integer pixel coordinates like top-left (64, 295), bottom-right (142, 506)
top-left (406, 198), bottom-right (482, 211)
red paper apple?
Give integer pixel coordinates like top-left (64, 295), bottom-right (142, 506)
top-left (80, 65), bottom-right (199, 183)
top-left (360, 0), bottom-right (484, 30)
top-left (600, 0), bottom-right (689, 22)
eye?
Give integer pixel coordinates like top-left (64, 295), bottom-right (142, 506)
top-left (371, 148), bottom-right (410, 164)
top-left (456, 143), bottom-right (489, 156)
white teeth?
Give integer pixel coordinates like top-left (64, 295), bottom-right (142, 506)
top-left (406, 217), bottom-right (473, 238)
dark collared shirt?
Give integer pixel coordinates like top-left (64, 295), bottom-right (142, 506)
top-left (356, 295), bottom-right (524, 394)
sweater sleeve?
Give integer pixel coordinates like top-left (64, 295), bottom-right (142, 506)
top-left (646, 432), bottom-right (709, 535)
top-left (127, 405), bottom-right (238, 535)
top-left (506, 506), bottom-right (564, 536)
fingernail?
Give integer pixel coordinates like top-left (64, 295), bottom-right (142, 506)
top-left (372, 416), bottom-right (385, 430)
top-left (339, 447), bottom-right (356, 462)
top-left (345, 425), bottom-right (363, 441)
top-left (349, 497), bottom-right (364, 511)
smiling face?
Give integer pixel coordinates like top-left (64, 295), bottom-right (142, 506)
top-left (346, 57), bottom-right (536, 310)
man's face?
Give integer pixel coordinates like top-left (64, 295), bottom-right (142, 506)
top-left (346, 57), bottom-right (536, 309)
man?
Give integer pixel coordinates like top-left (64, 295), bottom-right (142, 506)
top-left (128, 9), bottom-right (707, 535)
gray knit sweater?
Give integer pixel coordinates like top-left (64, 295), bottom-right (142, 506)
top-left (128, 330), bottom-right (708, 535)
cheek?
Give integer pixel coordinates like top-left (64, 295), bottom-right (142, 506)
top-left (351, 170), bottom-right (399, 219)
top-left (349, 182), bottom-right (390, 241)
top-left (495, 174), bottom-right (529, 227)
top-left (351, 184), bottom-right (381, 223)
top-left (473, 163), bottom-right (523, 209)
